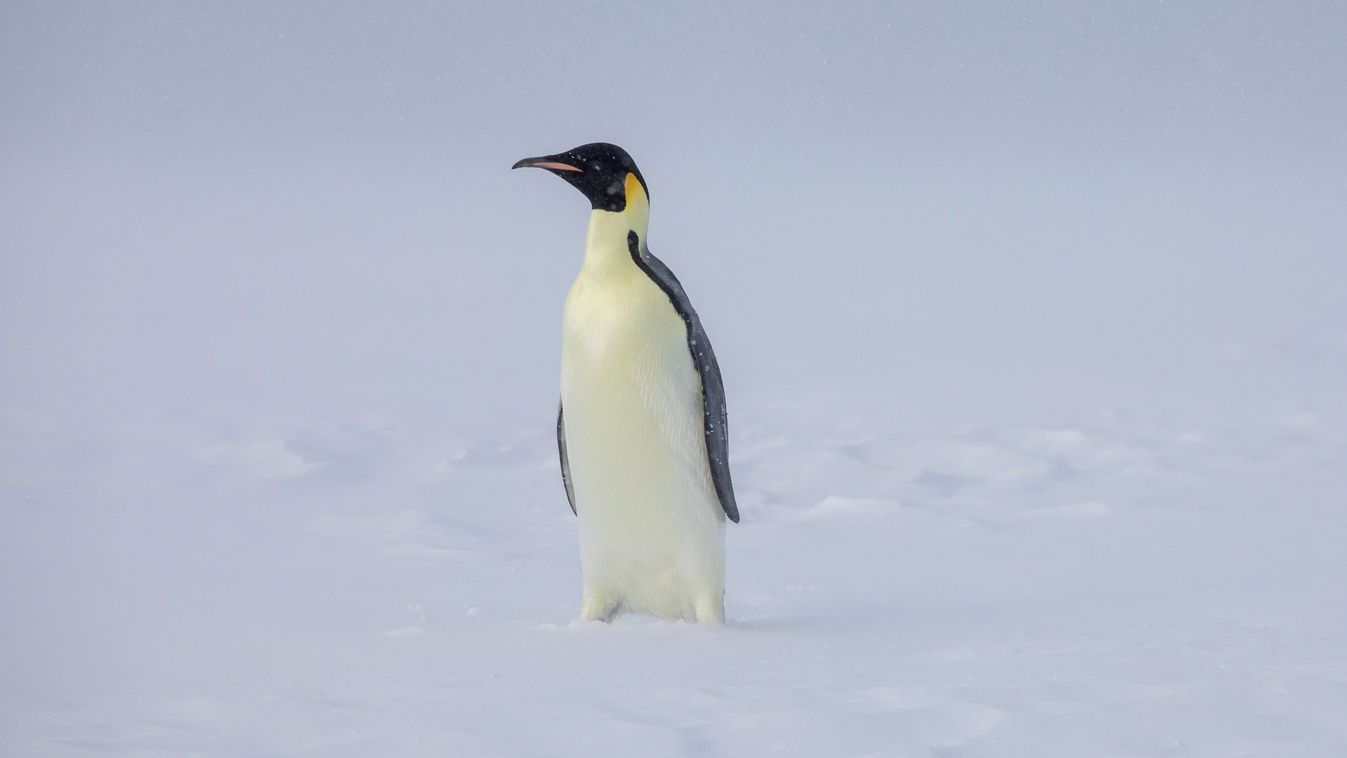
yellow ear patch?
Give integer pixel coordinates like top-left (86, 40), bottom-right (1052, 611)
top-left (625, 172), bottom-right (647, 205)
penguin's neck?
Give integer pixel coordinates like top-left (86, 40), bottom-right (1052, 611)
top-left (580, 178), bottom-right (650, 280)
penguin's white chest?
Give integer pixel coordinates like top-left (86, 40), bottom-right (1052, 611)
top-left (560, 260), bottom-right (725, 622)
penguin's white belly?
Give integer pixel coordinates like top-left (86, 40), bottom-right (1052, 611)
top-left (561, 268), bottom-right (725, 622)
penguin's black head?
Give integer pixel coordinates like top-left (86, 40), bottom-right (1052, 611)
top-left (512, 142), bottom-right (649, 213)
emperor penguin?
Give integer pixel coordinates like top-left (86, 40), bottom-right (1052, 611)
top-left (513, 143), bottom-right (739, 624)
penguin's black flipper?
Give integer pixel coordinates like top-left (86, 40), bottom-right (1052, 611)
top-left (627, 232), bottom-right (740, 524)
top-left (557, 400), bottom-right (577, 516)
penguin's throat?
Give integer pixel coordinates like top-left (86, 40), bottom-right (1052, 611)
top-left (582, 208), bottom-right (648, 278)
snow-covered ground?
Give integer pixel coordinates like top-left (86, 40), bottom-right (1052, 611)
top-left (4, 366), bottom-right (1347, 756)
top-left (4, 3), bottom-right (1346, 756)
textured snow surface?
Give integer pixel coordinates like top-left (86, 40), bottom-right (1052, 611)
top-left (4, 3), bottom-right (1347, 756)
top-left (3, 387), bottom-right (1346, 756)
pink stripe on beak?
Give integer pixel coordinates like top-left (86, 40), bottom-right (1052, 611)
top-left (531, 161), bottom-right (583, 172)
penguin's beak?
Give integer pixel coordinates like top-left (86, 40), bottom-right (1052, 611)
top-left (512, 155), bottom-right (583, 174)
